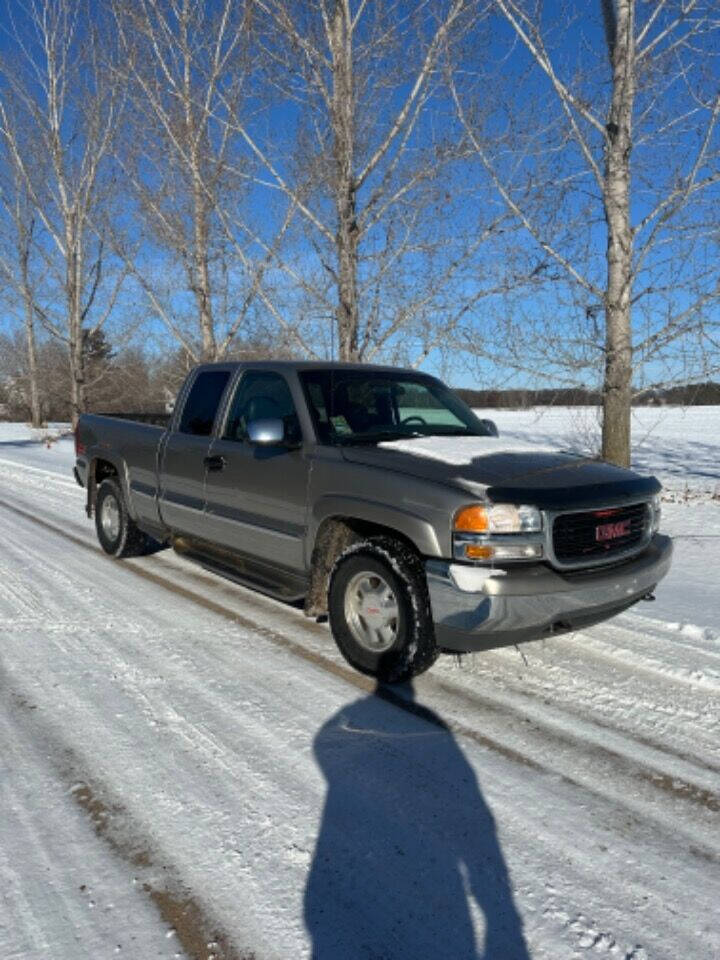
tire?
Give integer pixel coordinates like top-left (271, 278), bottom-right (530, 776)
top-left (95, 478), bottom-right (153, 558)
top-left (328, 536), bottom-right (439, 683)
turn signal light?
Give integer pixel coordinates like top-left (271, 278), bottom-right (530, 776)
top-left (464, 543), bottom-right (493, 559)
top-left (454, 505), bottom-right (489, 533)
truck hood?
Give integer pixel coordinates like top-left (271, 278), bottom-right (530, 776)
top-left (340, 435), bottom-right (660, 509)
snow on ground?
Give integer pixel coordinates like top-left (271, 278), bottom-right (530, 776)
top-left (0, 422), bottom-right (74, 474)
top-left (0, 420), bottom-right (70, 443)
top-left (0, 416), bottom-right (719, 960)
top-left (475, 405), bottom-right (720, 498)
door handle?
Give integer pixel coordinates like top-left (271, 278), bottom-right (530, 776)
top-left (203, 455), bottom-right (226, 472)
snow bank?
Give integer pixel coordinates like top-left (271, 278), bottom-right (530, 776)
top-left (0, 423), bottom-right (75, 476)
top-left (0, 421), bottom-right (71, 443)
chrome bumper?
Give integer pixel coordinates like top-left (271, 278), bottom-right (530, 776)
top-left (426, 534), bottom-right (673, 653)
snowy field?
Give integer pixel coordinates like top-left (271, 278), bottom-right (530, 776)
top-left (0, 410), bottom-right (718, 960)
top-left (478, 405), bottom-right (720, 499)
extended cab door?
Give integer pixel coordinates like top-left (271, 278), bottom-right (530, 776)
top-left (158, 367), bottom-right (233, 538)
top-left (202, 369), bottom-right (310, 573)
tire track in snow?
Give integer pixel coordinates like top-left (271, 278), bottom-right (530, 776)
top-left (622, 609), bottom-right (720, 659)
top-left (2, 494), bottom-right (719, 840)
top-left (1, 667), bottom-right (257, 960)
top-left (0, 453), bottom-right (79, 486)
top-left (442, 640), bottom-right (720, 779)
top-left (0, 547), bottom-right (45, 619)
top-left (558, 622), bottom-right (720, 692)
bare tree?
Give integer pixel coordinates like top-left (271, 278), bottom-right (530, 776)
top-left (0, 169), bottom-right (43, 426)
top-left (0, 0), bottom-right (125, 426)
top-left (110, 0), bottom-right (312, 363)
top-left (451, 1), bottom-right (720, 464)
top-left (228, 0), bottom-right (500, 364)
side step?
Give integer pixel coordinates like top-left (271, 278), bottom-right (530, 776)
top-left (171, 535), bottom-right (308, 604)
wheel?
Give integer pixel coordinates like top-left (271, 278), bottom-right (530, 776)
top-left (400, 415), bottom-right (427, 426)
top-left (328, 537), bottom-right (438, 683)
top-left (95, 478), bottom-right (153, 558)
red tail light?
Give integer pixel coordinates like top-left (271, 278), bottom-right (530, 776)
top-left (74, 425), bottom-right (85, 456)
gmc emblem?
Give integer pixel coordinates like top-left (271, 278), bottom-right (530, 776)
top-left (595, 519), bottom-right (631, 542)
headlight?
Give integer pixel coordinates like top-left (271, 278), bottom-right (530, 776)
top-left (454, 503), bottom-right (543, 534)
top-left (453, 503), bottom-right (544, 563)
top-left (650, 494), bottom-right (662, 534)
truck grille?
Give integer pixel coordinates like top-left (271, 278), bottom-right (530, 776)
top-left (552, 502), bottom-right (649, 565)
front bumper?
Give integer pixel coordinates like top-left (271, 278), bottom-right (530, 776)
top-left (426, 533), bottom-right (673, 653)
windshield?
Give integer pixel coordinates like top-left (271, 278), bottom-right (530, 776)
top-left (299, 369), bottom-right (490, 445)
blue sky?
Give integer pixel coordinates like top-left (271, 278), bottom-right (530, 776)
top-left (1, 0), bottom-right (718, 393)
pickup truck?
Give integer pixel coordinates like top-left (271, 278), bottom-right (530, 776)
top-left (74, 361), bottom-right (672, 682)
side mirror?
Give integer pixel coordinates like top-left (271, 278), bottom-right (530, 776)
top-left (247, 418), bottom-right (285, 445)
top-left (479, 418), bottom-right (499, 437)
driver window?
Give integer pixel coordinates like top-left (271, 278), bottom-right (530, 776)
top-left (223, 371), bottom-right (301, 443)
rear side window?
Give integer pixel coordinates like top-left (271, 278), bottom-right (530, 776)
top-left (178, 370), bottom-right (231, 436)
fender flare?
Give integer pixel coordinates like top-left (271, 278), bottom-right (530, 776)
top-left (302, 498), bottom-right (442, 618)
top-left (309, 494), bottom-right (441, 562)
top-left (86, 449), bottom-right (134, 520)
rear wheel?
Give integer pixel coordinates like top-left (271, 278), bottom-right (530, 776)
top-left (328, 537), bottom-right (438, 683)
top-left (95, 478), bottom-right (153, 558)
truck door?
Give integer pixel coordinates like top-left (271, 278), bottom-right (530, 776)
top-left (158, 367), bottom-right (232, 538)
top-left (202, 370), bottom-right (309, 573)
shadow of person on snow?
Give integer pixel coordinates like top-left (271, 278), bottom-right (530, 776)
top-left (304, 681), bottom-right (531, 959)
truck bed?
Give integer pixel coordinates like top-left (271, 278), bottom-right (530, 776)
top-left (93, 411), bottom-right (171, 427)
top-left (76, 413), bottom-right (168, 530)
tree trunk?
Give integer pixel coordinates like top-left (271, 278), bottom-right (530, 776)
top-left (601, 0), bottom-right (635, 467)
top-left (22, 295), bottom-right (42, 427)
top-left (70, 340), bottom-right (86, 428)
top-left (18, 227), bottom-right (42, 427)
top-left (192, 168), bottom-right (216, 362)
top-left (68, 230), bottom-right (86, 428)
top-left (336, 188), bottom-right (360, 361)
top-left (330, 1), bottom-right (360, 362)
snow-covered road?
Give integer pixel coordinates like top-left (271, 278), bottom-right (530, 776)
top-left (1, 436), bottom-right (718, 960)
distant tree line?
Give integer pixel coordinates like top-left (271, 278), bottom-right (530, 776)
top-left (456, 383), bottom-right (720, 410)
top-left (0, 328), bottom-right (297, 421)
top-left (3, 324), bottom-right (719, 421)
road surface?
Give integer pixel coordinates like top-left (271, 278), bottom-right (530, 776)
top-left (1, 445), bottom-right (718, 960)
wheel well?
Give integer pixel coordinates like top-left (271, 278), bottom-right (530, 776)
top-left (339, 517), bottom-right (418, 553)
top-left (86, 458), bottom-right (119, 517)
top-left (95, 458), bottom-right (119, 482)
top-left (304, 516), bottom-right (420, 618)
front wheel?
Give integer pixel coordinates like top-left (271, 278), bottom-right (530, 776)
top-left (95, 478), bottom-right (153, 558)
top-left (328, 537), bottom-right (438, 683)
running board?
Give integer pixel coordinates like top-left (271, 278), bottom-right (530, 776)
top-left (171, 535), bottom-right (308, 603)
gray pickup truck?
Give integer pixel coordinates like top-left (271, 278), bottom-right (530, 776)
top-left (75, 361), bottom-right (672, 682)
